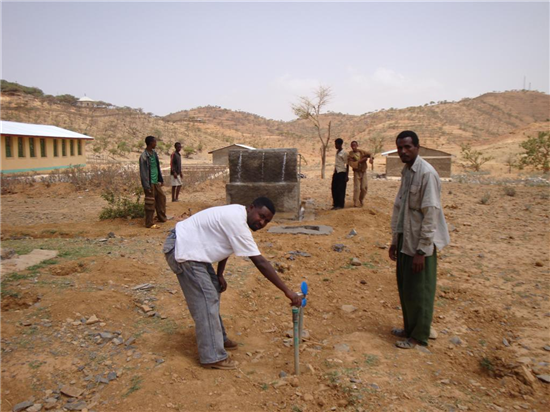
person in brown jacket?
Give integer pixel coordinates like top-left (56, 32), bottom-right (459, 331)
top-left (347, 141), bottom-right (371, 207)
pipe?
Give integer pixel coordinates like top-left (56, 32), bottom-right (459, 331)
top-left (292, 307), bottom-right (300, 375)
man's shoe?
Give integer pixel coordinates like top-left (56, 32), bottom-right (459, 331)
top-left (202, 358), bottom-right (236, 370)
top-left (224, 339), bottom-right (239, 351)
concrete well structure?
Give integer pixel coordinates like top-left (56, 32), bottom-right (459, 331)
top-left (226, 148), bottom-right (300, 214)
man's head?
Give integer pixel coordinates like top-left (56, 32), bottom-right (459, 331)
top-left (175, 142), bottom-right (182, 152)
top-left (246, 197), bottom-right (276, 231)
top-left (350, 140), bottom-right (359, 152)
top-left (335, 138), bottom-right (344, 150)
top-left (145, 135), bottom-right (157, 149)
top-left (395, 130), bottom-right (420, 166)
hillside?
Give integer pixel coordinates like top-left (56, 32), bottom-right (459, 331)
top-left (1, 82), bottom-right (549, 165)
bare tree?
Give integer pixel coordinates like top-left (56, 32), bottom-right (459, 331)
top-left (292, 86), bottom-right (333, 179)
top-left (368, 132), bottom-right (386, 170)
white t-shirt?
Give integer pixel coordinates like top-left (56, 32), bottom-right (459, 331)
top-left (174, 204), bottom-right (261, 263)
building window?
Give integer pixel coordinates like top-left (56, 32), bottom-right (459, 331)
top-left (62, 139), bottom-right (67, 156)
top-left (53, 139), bottom-right (58, 157)
top-left (5, 136), bottom-right (12, 157)
top-left (29, 138), bottom-right (36, 158)
top-left (18, 137), bottom-right (25, 157)
top-left (77, 140), bottom-right (82, 155)
top-left (40, 139), bottom-right (46, 157)
top-left (70, 139), bottom-right (74, 156)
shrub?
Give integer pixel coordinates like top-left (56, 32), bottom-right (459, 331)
top-left (460, 143), bottom-right (494, 172)
top-left (480, 192), bottom-right (491, 205)
top-left (99, 189), bottom-right (144, 220)
top-left (518, 131), bottom-right (550, 173)
top-left (503, 186), bottom-right (516, 197)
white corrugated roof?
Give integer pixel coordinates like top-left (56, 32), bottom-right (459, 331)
top-left (208, 144), bottom-right (256, 154)
top-left (1, 120), bottom-right (94, 140)
top-left (381, 149), bottom-right (398, 156)
top-left (78, 96), bottom-right (95, 102)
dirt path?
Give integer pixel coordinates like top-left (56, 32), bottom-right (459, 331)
top-left (1, 175), bottom-right (549, 412)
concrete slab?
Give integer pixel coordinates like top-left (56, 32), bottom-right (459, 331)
top-left (267, 225), bottom-right (333, 236)
top-left (1, 249), bottom-right (58, 276)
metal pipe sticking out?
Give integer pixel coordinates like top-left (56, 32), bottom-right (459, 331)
top-left (298, 306), bottom-right (304, 343)
top-left (292, 307), bottom-right (300, 375)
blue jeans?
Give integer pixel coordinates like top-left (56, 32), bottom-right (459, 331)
top-left (163, 230), bottom-right (228, 364)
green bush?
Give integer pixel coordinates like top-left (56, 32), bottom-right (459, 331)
top-left (1, 79), bottom-right (44, 97)
top-left (99, 190), bottom-right (144, 220)
top-left (503, 186), bottom-right (516, 197)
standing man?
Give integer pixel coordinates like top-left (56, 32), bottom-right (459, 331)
top-left (347, 141), bottom-right (371, 207)
top-left (171, 142), bottom-right (183, 202)
top-left (163, 197), bottom-right (302, 370)
top-left (139, 135), bottom-right (167, 228)
top-left (388, 131), bottom-right (450, 349)
top-left (331, 138), bottom-right (348, 210)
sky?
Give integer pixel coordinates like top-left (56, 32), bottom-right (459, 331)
top-left (2, 1), bottom-right (549, 121)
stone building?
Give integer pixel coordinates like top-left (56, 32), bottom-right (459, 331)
top-left (1, 120), bottom-right (94, 174)
top-left (76, 96), bottom-right (95, 107)
top-left (208, 144), bottom-right (255, 166)
top-left (383, 147), bottom-right (453, 178)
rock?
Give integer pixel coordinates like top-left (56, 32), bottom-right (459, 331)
top-left (535, 261), bottom-right (544, 267)
top-left (85, 315), bottom-right (99, 325)
top-left (350, 258), bottom-right (362, 266)
top-left (288, 377), bottom-right (299, 387)
top-left (125, 337), bottom-right (136, 346)
top-left (360, 280), bottom-right (367, 285)
top-left (284, 329), bottom-right (310, 340)
top-left (141, 305), bottom-right (153, 313)
top-left (12, 400), bottom-right (34, 412)
top-left (516, 357), bottom-right (531, 365)
top-left (107, 232), bottom-right (116, 238)
top-left (1, 248), bottom-right (17, 260)
top-left (112, 338), bottom-right (124, 346)
top-left (416, 346), bottom-right (432, 354)
top-left (503, 338), bottom-right (510, 347)
top-left (44, 401), bottom-right (57, 410)
top-left (21, 321), bottom-right (32, 327)
top-left (95, 375), bottom-right (109, 384)
top-left (334, 343), bottom-right (350, 352)
top-left (63, 401), bottom-right (87, 411)
top-left (99, 332), bottom-right (114, 340)
top-left (346, 229), bottom-right (357, 238)
top-left (536, 374), bottom-right (550, 383)
top-left (429, 327), bottom-right (438, 340)
top-left (374, 242), bottom-right (387, 249)
top-left (107, 371), bottom-right (117, 381)
top-left (517, 365), bottom-right (536, 386)
top-left (439, 379), bottom-right (451, 384)
top-left (60, 385), bottom-right (84, 398)
top-left (332, 244), bottom-right (346, 253)
top-left (544, 345), bottom-right (550, 351)
top-left (341, 305), bottom-right (357, 313)
top-left (132, 283), bottom-right (155, 291)
top-left (449, 336), bottom-right (462, 346)
top-left (26, 405), bottom-right (42, 412)
top-left (337, 399), bottom-right (348, 407)
top-left (272, 380), bottom-right (288, 389)
top-left (279, 371), bottom-right (287, 378)
top-left (303, 394), bottom-right (314, 402)
top-left (306, 364), bottom-right (315, 374)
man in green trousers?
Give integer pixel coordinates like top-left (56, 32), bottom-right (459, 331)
top-left (388, 131), bottom-right (450, 349)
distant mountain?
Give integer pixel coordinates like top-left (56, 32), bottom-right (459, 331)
top-left (2, 80), bottom-right (548, 162)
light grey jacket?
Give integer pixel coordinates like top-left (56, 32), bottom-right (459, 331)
top-left (390, 156), bottom-right (450, 257)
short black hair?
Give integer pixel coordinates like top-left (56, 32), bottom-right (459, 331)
top-left (335, 138), bottom-right (343, 145)
top-left (174, 142), bottom-right (181, 148)
top-left (252, 197), bottom-right (276, 215)
top-left (145, 135), bottom-right (156, 146)
top-left (351, 140), bottom-right (358, 145)
top-left (396, 130), bottom-right (419, 147)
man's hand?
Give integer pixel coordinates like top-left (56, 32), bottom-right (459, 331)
top-left (173, 173), bottom-right (178, 179)
top-left (286, 290), bottom-right (302, 307)
top-left (412, 254), bottom-right (425, 273)
top-left (218, 275), bottom-right (227, 293)
top-left (389, 244), bottom-right (397, 261)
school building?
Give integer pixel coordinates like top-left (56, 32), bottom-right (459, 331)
top-left (1, 120), bottom-right (94, 174)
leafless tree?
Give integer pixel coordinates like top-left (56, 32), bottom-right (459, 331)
top-left (292, 86), bottom-right (333, 179)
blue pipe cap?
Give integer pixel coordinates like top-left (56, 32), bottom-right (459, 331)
top-left (301, 281), bottom-right (308, 307)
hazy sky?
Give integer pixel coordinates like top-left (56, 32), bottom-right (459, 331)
top-left (2, 1), bottom-right (549, 120)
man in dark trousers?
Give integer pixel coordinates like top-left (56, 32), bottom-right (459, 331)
top-left (171, 142), bottom-right (183, 202)
top-left (388, 131), bottom-right (450, 349)
top-left (163, 197), bottom-right (302, 370)
top-left (331, 138), bottom-right (348, 210)
top-left (139, 135), bottom-right (167, 228)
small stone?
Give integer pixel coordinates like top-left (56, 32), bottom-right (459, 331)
top-left (449, 336), bottom-right (462, 346)
top-left (440, 379), bottom-right (451, 384)
top-left (272, 380), bottom-right (288, 389)
top-left (332, 244), bottom-right (345, 253)
top-left (517, 365), bottom-right (536, 386)
top-left (279, 371), bottom-right (287, 378)
top-left (107, 232), bottom-right (116, 238)
top-left (26, 405), bottom-right (42, 412)
top-left (503, 338), bottom-right (510, 347)
top-left (60, 385), bottom-right (84, 398)
top-left (303, 394), bottom-right (314, 402)
top-left (536, 374), bottom-right (550, 383)
top-left (360, 280), bottom-right (367, 285)
top-left (1, 247), bottom-right (17, 260)
top-left (543, 345), bottom-right (550, 351)
top-left (334, 343), bottom-right (350, 352)
top-left (337, 399), bottom-right (348, 407)
top-left (306, 364), bottom-right (315, 374)
top-left (535, 261), bottom-right (544, 267)
top-left (516, 357), bottom-right (531, 365)
top-left (21, 321), bottom-right (32, 327)
top-left (350, 258), bottom-right (362, 266)
top-left (341, 305), bottom-right (357, 313)
top-left (429, 327), bottom-right (438, 340)
top-left (124, 337), bottom-right (136, 346)
top-left (107, 371), bottom-right (117, 381)
top-left (95, 375), bottom-right (109, 384)
top-left (99, 332), bottom-right (114, 340)
top-left (63, 401), bottom-right (87, 411)
top-left (416, 346), bottom-right (432, 354)
top-left (12, 400), bottom-right (34, 412)
top-left (288, 377), bottom-right (299, 387)
top-left (141, 305), bottom-right (153, 313)
top-left (85, 315), bottom-right (99, 325)
top-left (346, 229), bottom-right (357, 238)
top-left (112, 338), bottom-right (124, 346)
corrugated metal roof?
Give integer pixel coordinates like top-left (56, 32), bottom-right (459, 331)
top-left (381, 149), bottom-right (398, 156)
top-left (78, 96), bottom-right (95, 102)
top-left (208, 144), bottom-right (256, 154)
top-left (0, 120), bottom-right (94, 140)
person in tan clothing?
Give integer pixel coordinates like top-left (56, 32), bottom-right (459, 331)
top-left (348, 141), bottom-right (371, 207)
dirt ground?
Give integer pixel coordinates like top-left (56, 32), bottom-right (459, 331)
top-left (1, 168), bottom-right (549, 412)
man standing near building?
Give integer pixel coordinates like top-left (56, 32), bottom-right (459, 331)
top-left (331, 138), bottom-right (348, 210)
top-left (163, 197), bottom-right (302, 369)
top-left (171, 142), bottom-right (183, 202)
top-left (139, 135), bottom-right (167, 228)
top-left (347, 141), bottom-right (371, 207)
top-left (388, 131), bottom-right (450, 349)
